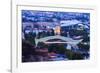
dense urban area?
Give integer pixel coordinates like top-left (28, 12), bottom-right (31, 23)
top-left (22, 10), bottom-right (90, 62)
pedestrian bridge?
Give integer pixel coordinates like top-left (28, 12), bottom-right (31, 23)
top-left (35, 35), bottom-right (82, 46)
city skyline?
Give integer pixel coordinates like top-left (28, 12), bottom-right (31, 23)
top-left (22, 10), bottom-right (90, 62)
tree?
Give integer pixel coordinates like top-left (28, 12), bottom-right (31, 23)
top-left (48, 44), bottom-right (66, 54)
top-left (65, 49), bottom-right (84, 60)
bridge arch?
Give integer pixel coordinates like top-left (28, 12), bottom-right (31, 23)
top-left (35, 35), bottom-right (82, 47)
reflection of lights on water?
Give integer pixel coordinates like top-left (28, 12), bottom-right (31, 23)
top-left (48, 53), bottom-right (67, 61)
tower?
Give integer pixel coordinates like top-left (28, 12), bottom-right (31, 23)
top-left (54, 25), bottom-right (61, 35)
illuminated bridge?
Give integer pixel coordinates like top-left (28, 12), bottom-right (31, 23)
top-left (35, 35), bottom-right (83, 50)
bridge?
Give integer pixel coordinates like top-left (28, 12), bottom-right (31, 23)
top-left (35, 35), bottom-right (83, 50)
